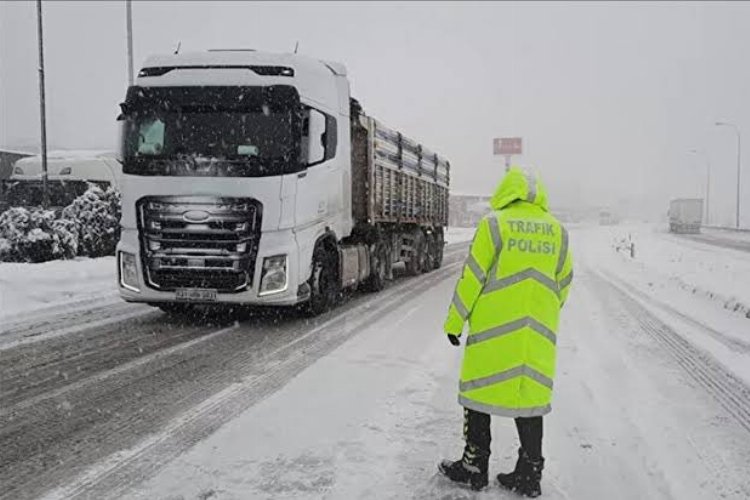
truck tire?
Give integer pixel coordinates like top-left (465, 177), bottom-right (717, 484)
top-left (423, 233), bottom-right (436, 272)
top-left (405, 230), bottom-right (425, 276)
top-left (305, 244), bottom-right (340, 316)
top-left (362, 241), bottom-right (389, 292)
top-left (430, 231), bottom-right (444, 270)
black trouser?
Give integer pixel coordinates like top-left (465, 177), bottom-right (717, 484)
top-left (464, 408), bottom-right (543, 460)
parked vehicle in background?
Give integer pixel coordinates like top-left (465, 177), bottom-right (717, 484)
top-left (115, 50), bottom-right (450, 315)
top-left (0, 149), bottom-right (34, 212)
top-left (599, 208), bottom-right (620, 225)
top-left (4, 150), bottom-right (121, 211)
top-left (668, 198), bottom-right (703, 234)
top-left (0, 149), bottom-right (34, 183)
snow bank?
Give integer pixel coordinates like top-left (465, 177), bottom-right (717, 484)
top-left (580, 224), bottom-right (750, 317)
top-left (703, 227), bottom-right (750, 243)
top-left (0, 257), bottom-right (117, 320)
top-left (577, 223), bottom-right (750, 385)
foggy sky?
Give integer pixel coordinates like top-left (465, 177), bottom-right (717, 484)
top-left (2, 1), bottom-right (750, 223)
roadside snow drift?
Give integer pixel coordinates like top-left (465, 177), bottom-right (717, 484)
top-left (0, 257), bottom-right (116, 320)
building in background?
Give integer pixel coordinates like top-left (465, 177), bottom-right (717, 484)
top-left (449, 193), bottom-right (491, 227)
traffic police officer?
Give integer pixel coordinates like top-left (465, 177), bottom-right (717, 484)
top-left (439, 167), bottom-right (573, 497)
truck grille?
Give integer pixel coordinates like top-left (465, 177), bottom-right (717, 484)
top-left (137, 196), bottom-right (262, 293)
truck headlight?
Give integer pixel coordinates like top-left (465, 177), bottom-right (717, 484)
top-left (259, 254), bottom-right (288, 296)
top-left (119, 251), bottom-right (140, 292)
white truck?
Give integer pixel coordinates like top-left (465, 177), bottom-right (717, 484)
top-left (4, 151), bottom-right (121, 210)
top-left (668, 198), bottom-right (703, 234)
top-left (116, 50), bottom-right (450, 314)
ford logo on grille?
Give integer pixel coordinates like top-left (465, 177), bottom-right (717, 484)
top-left (183, 210), bottom-right (210, 222)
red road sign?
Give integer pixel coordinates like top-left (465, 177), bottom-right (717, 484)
top-left (493, 137), bottom-right (523, 156)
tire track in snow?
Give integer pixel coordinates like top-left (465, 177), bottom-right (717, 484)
top-left (592, 272), bottom-right (750, 435)
top-left (598, 269), bottom-right (750, 355)
top-left (0, 301), bottom-right (152, 349)
top-left (41, 257), bottom-right (467, 500)
top-left (0, 242), bottom-right (471, 500)
top-left (0, 292), bottom-right (123, 333)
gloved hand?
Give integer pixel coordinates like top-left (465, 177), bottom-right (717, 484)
top-left (447, 334), bottom-right (461, 346)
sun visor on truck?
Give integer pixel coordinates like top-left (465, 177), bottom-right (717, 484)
top-left (119, 85), bottom-right (301, 116)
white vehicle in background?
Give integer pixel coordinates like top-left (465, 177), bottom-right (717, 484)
top-left (5, 150), bottom-right (121, 210)
top-left (116, 50), bottom-right (450, 314)
top-left (598, 208), bottom-right (620, 226)
top-left (669, 198), bottom-right (703, 234)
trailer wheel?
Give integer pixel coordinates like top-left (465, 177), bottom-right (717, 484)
top-left (362, 241), bottom-right (389, 292)
top-left (405, 230), bottom-right (425, 276)
top-left (305, 244), bottom-right (340, 316)
top-left (433, 231), bottom-right (444, 269)
top-left (425, 231), bottom-right (443, 271)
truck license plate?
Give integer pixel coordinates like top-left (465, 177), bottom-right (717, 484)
top-left (175, 288), bottom-right (217, 302)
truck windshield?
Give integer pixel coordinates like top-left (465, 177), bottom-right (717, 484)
top-left (120, 85), bottom-right (302, 177)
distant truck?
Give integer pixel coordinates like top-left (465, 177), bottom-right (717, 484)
top-left (4, 151), bottom-right (121, 210)
top-left (115, 50), bottom-right (450, 314)
top-left (598, 209), bottom-right (619, 225)
top-left (668, 198), bottom-right (703, 234)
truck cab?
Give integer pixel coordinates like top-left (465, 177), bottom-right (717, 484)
top-left (116, 50), bottom-right (448, 313)
top-left (116, 50), bottom-right (357, 309)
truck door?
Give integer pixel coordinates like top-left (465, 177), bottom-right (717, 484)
top-left (295, 107), bottom-right (339, 228)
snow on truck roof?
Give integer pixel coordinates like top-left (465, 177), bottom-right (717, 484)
top-left (140, 50), bottom-right (347, 78)
top-left (136, 50), bottom-right (349, 114)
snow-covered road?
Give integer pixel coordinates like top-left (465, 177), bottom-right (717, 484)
top-left (127, 235), bottom-right (750, 500)
top-left (2, 226), bottom-right (750, 499)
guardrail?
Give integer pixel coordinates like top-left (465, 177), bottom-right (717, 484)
top-left (702, 225), bottom-right (750, 234)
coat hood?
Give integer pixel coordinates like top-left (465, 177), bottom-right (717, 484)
top-left (489, 167), bottom-right (549, 211)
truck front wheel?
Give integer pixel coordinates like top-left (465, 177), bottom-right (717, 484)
top-left (305, 244), bottom-right (340, 316)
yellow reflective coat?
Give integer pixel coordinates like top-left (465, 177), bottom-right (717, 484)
top-left (444, 168), bottom-right (573, 417)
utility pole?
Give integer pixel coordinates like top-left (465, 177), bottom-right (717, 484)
top-left (126, 0), bottom-right (134, 85)
top-left (36, 0), bottom-right (49, 209)
top-left (716, 121), bottom-right (742, 228)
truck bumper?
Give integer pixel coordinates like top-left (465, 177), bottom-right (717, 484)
top-left (117, 227), bottom-right (306, 307)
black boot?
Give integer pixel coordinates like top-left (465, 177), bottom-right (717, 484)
top-left (497, 448), bottom-right (544, 498)
top-left (496, 447), bottom-right (524, 489)
top-left (438, 444), bottom-right (489, 491)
